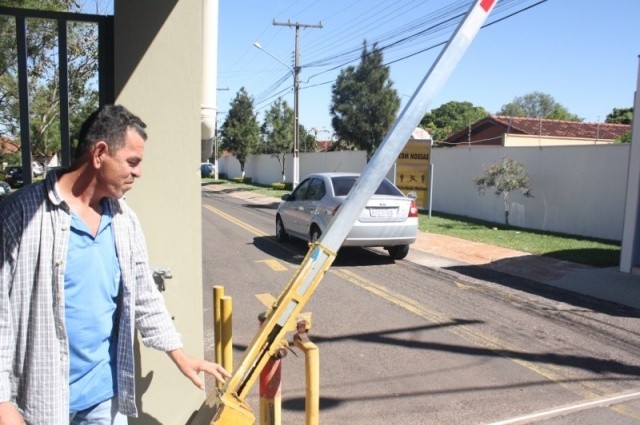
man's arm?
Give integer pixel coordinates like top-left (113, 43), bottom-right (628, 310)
top-left (0, 207), bottom-right (22, 425)
top-left (167, 349), bottom-right (231, 389)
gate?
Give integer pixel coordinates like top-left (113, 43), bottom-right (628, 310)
top-left (0, 6), bottom-right (113, 184)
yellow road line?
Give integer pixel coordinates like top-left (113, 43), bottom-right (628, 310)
top-left (203, 204), bottom-right (292, 273)
top-left (257, 259), bottom-right (289, 272)
top-left (203, 204), bottom-right (269, 237)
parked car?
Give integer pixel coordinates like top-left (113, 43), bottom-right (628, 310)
top-left (0, 181), bottom-right (11, 198)
top-left (201, 162), bottom-right (215, 178)
top-left (4, 166), bottom-right (24, 188)
top-left (275, 172), bottom-right (419, 259)
top-left (32, 161), bottom-right (44, 176)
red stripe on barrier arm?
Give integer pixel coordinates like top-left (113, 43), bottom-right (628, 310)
top-left (480, 0), bottom-right (495, 12)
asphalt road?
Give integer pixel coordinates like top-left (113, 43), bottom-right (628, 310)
top-left (200, 190), bottom-right (640, 424)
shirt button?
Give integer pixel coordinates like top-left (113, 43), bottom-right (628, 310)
top-left (56, 259), bottom-right (64, 266)
top-left (61, 225), bottom-right (68, 231)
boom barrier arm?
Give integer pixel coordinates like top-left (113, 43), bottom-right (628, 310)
top-left (191, 1), bottom-right (497, 423)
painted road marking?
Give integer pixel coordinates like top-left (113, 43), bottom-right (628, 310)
top-left (203, 204), bottom-right (294, 273)
top-left (257, 259), bottom-right (289, 272)
top-left (490, 390), bottom-right (640, 424)
top-left (203, 204), bottom-right (269, 237)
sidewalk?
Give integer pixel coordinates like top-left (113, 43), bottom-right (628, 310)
top-left (408, 232), bottom-right (640, 311)
top-left (203, 183), bottom-right (640, 311)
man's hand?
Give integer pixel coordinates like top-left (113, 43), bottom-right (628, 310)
top-left (168, 349), bottom-right (231, 389)
top-left (0, 402), bottom-right (26, 425)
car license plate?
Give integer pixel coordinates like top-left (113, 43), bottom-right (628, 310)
top-left (369, 208), bottom-right (394, 218)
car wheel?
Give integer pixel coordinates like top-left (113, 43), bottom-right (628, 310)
top-left (387, 245), bottom-right (409, 260)
top-left (310, 226), bottom-right (321, 243)
top-left (276, 216), bottom-right (289, 242)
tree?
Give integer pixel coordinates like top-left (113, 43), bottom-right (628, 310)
top-left (261, 97), bottom-right (293, 181)
top-left (605, 107), bottom-right (633, 143)
top-left (606, 107), bottom-right (633, 124)
top-left (298, 124), bottom-right (317, 153)
top-left (220, 87), bottom-right (261, 177)
top-left (474, 157), bottom-right (533, 225)
top-left (0, 1), bottom-right (101, 166)
top-left (420, 101), bottom-right (489, 145)
top-left (330, 41), bottom-right (400, 159)
top-left (498, 92), bottom-right (581, 121)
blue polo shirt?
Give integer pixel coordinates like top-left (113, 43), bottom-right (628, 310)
top-left (65, 200), bottom-right (121, 412)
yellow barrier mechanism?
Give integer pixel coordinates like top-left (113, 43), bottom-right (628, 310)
top-left (193, 3), bottom-right (498, 423)
top-left (192, 243), bottom-right (335, 425)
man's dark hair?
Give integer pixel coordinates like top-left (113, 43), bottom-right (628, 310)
top-left (74, 104), bottom-right (147, 162)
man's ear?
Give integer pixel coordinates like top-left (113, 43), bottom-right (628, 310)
top-left (92, 141), bottom-right (109, 167)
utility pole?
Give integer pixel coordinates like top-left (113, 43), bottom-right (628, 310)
top-left (272, 19), bottom-right (322, 188)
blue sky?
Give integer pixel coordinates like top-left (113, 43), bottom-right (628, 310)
top-left (217, 0), bottom-right (639, 138)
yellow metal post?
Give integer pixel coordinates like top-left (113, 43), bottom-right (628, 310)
top-left (220, 295), bottom-right (233, 374)
top-left (213, 286), bottom-right (224, 366)
top-left (293, 320), bottom-right (319, 425)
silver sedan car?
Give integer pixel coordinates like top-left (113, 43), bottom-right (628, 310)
top-left (275, 172), bottom-right (418, 259)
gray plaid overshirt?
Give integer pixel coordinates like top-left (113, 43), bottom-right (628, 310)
top-left (0, 170), bottom-right (183, 424)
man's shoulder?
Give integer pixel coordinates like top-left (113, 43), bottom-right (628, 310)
top-left (0, 181), bottom-right (47, 212)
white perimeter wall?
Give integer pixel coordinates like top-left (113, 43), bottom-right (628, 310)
top-left (217, 144), bottom-right (630, 241)
top-left (432, 145), bottom-right (630, 241)
top-left (219, 150), bottom-right (368, 185)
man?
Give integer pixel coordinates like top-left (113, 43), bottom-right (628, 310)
top-left (0, 105), bottom-right (230, 424)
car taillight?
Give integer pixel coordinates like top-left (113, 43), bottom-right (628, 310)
top-left (331, 204), bottom-right (341, 216)
top-left (408, 200), bottom-right (419, 217)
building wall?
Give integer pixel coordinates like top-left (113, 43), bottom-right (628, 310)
top-left (448, 123), bottom-right (507, 146)
top-left (432, 144), bottom-right (630, 241)
top-left (220, 150), bottom-right (368, 185)
top-left (504, 133), bottom-right (614, 146)
top-left (113, 1), bottom-right (207, 423)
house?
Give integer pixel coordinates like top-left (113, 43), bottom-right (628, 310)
top-left (442, 115), bottom-right (631, 147)
top-left (317, 127), bottom-right (431, 152)
top-left (0, 137), bottom-right (19, 155)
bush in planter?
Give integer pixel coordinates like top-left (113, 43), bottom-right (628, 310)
top-left (271, 182), bottom-right (293, 191)
top-left (232, 176), bottom-right (252, 184)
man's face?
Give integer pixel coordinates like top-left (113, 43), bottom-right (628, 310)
top-left (98, 128), bottom-right (145, 198)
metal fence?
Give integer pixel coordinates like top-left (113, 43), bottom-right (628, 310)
top-left (0, 6), bottom-right (113, 184)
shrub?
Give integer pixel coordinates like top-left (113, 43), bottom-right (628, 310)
top-left (271, 182), bottom-right (292, 191)
top-left (232, 176), bottom-right (252, 184)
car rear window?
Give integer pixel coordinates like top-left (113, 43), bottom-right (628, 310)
top-left (330, 176), bottom-right (403, 197)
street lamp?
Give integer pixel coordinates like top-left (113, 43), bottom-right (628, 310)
top-left (254, 41), bottom-right (300, 188)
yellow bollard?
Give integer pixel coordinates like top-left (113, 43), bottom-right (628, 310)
top-left (220, 295), bottom-right (233, 374)
top-left (293, 320), bottom-right (319, 425)
top-left (213, 286), bottom-right (224, 366)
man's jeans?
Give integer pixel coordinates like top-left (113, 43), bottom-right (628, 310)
top-left (69, 397), bottom-right (127, 425)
